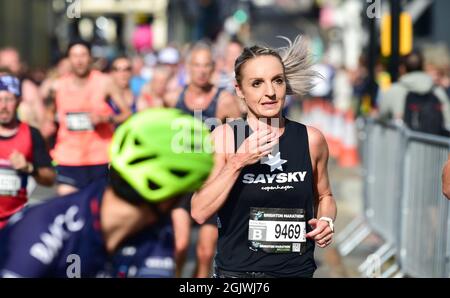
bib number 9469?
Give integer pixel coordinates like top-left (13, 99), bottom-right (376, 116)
top-left (249, 220), bottom-right (306, 242)
top-left (248, 208), bottom-right (306, 253)
top-left (274, 223), bottom-right (302, 240)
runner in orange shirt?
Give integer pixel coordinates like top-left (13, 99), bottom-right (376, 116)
top-left (47, 40), bottom-right (131, 196)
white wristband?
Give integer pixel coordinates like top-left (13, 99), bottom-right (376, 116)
top-left (319, 217), bottom-right (334, 233)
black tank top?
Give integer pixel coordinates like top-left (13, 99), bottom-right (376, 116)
top-left (215, 118), bottom-right (316, 277)
top-left (175, 86), bottom-right (223, 131)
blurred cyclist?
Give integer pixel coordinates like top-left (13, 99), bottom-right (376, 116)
top-left (0, 108), bottom-right (214, 277)
top-left (166, 41), bottom-right (241, 278)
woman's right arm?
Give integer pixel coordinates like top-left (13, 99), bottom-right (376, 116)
top-left (191, 124), bottom-right (278, 224)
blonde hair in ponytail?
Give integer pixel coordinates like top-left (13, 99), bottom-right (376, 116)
top-left (234, 35), bottom-right (319, 96)
top-left (277, 35), bottom-right (319, 96)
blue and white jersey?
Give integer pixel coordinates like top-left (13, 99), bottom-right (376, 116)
top-left (0, 179), bottom-right (175, 278)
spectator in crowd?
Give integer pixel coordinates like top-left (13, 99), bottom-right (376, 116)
top-left (136, 65), bottom-right (171, 110)
top-left (379, 51), bottom-right (450, 136)
top-left (130, 55), bottom-right (149, 98)
top-left (0, 48), bottom-right (45, 134)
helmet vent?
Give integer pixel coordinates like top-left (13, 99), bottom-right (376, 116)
top-left (170, 169), bottom-right (189, 178)
top-left (118, 130), bottom-right (129, 153)
top-left (147, 179), bottom-right (161, 190)
top-left (134, 138), bottom-right (141, 146)
top-left (129, 155), bottom-right (157, 165)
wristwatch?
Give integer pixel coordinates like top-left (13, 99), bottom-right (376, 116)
top-left (319, 217), bottom-right (334, 233)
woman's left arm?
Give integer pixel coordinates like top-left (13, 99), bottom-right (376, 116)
top-left (305, 126), bottom-right (337, 248)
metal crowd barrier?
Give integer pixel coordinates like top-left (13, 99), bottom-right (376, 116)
top-left (336, 118), bottom-right (450, 278)
top-left (399, 129), bottom-right (450, 277)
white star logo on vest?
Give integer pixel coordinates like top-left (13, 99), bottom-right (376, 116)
top-left (263, 152), bottom-right (287, 172)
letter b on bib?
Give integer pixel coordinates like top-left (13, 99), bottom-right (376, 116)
top-left (249, 227), bottom-right (266, 241)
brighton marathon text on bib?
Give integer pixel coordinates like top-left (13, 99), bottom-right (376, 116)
top-left (248, 207), bottom-right (307, 254)
top-left (0, 169), bottom-right (21, 196)
top-left (66, 112), bottom-right (94, 131)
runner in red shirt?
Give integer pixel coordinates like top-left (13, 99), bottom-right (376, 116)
top-left (0, 74), bottom-right (55, 228)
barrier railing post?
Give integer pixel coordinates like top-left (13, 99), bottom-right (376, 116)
top-left (337, 117), bottom-right (450, 277)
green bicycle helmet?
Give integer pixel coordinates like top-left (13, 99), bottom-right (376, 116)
top-left (110, 108), bottom-right (214, 203)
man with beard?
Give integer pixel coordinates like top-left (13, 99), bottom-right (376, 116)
top-left (0, 74), bottom-right (55, 228)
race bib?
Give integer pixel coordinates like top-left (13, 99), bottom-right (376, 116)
top-left (0, 169), bottom-right (21, 196)
top-left (248, 207), bottom-right (307, 254)
top-left (66, 112), bottom-right (94, 131)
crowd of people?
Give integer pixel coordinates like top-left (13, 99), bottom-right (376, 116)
top-left (0, 34), bottom-right (337, 278)
top-left (0, 27), bottom-right (408, 277)
top-left (2, 25), bottom-right (450, 277)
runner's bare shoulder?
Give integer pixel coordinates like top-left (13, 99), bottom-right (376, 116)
top-left (305, 125), bottom-right (329, 167)
top-left (51, 74), bottom-right (71, 92)
top-left (306, 126), bottom-right (327, 149)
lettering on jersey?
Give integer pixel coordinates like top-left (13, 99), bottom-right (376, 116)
top-left (145, 257), bottom-right (175, 270)
top-left (261, 185), bottom-right (294, 191)
top-left (29, 206), bottom-right (85, 265)
top-left (0, 270), bottom-right (23, 278)
top-left (242, 171), bottom-right (307, 184)
top-left (121, 246), bottom-right (137, 256)
top-left (241, 150), bottom-right (308, 191)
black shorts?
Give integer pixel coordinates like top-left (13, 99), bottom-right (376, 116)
top-left (56, 164), bottom-right (109, 190)
top-left (175, 192), bottom-right (217, 226)
top-left (213, 267), bottom-right (314, 278)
